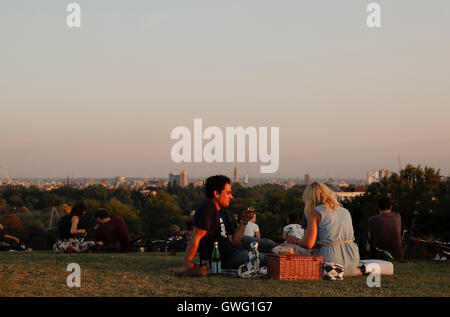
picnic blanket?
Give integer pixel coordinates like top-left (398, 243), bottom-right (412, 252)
top-left (221, 267), bottom-right (268, 279)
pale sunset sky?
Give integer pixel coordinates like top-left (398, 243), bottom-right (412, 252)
top-left (1, 0), bottom-right (449, 179)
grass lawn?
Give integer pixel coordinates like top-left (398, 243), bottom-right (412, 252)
top-left (1, 251), bottom-right (449, 297)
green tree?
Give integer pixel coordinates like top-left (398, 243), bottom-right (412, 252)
top-left (104, 198), bottom-right (143, 237)
top-left (140, 191), bottom-right (186, 237)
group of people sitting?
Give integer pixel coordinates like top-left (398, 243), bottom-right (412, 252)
top-left (53, 203), bottom-right (135, 253)
top-left (2, 174), bottom-right (402, 279)
top-left (170, 175), bottom-right (402, 277)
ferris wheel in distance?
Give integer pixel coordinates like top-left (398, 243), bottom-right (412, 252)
top-left (0, 168), bottom-right (12, 185)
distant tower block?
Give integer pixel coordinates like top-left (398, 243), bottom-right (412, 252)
top-left (234, 166), bottom-right (239, 183)
top-left (180, 170), bottom-right (189, 187)
top-left (367, 170), bottom-right (378, 185)
top-left (304, 174), bottom-right (310, 185)
top-left (169, 172), bottom-right (180, 185)
top-left (378, 169), bottom-right (391, 181)
top-left (0, 168), bottom-right (12, 185)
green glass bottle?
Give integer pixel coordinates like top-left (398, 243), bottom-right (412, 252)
top-left (211, 241), bottom-right (221, 274)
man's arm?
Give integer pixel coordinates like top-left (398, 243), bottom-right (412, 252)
top-left (229, 222), bottom-right (247, 247)
top-left (183, 226), bottom-right (207, 269)
top-left (229, 210), bottom-right (255, 247)
top-left (4, 234), bottom-right (20, 244)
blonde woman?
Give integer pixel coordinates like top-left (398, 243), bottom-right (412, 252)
top-left (287, 182), bottom-right (362, 276)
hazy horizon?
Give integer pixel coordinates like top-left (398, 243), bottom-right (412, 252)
top-left (1, 1), bottom-right (449, 179)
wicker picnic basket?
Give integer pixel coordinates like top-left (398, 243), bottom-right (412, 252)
top-left (267, 253), bottom-right (323, 280)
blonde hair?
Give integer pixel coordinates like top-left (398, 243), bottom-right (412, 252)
top-left (303, 182), bottom-right (341, 218)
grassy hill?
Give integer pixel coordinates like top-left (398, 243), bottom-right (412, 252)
top-left (0, 251), bottom-right (449, 297)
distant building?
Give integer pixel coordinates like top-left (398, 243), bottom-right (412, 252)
top-left (336, 192), bottom-right (365, 202)
top-left (115, 176), bottom-right (127, 186)
top-left (193, 180), bottom-right (204, 188)
top-left (180, 170), bottom-right (189, 187)
top-left (234, 166), bottom-right (239, 183)
top-left (169, 172), bottom-right (180, 185)
top-left (367, 170), bottom-right (379, 185)
top-left (379, 169), bottom-right (391, 181)
top-left (305, 174), bottom-right (310, 185)
top-left (338, 181), bottom-right (349, 188)
top-left (244, 172), bottom-right (249, 184)
top-left (368, 169), bottom-right (391, 185)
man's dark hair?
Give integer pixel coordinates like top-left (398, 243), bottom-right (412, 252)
top-left (205, 175), bottom-right (231, 199)
top-left (94, 208), bottom-right (109, 219)
top-left (70, 202), bottom-right (87, 217)
top-left (378, 195), bottom-right (393, 211)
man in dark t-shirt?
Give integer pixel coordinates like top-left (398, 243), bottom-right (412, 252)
top-left (94, 208), bottom-right (132, 252)
top-left (175, 175), bottom-right (277, 272)
top-left (368, 195), bottom-right (402, 261)
top-left (192, 199), bottom-right (237, 262)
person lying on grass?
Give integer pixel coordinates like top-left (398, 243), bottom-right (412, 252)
top-left (0, 223), bottom-right (24, 251)
top-left (168, 175), bottom-right (278, 274)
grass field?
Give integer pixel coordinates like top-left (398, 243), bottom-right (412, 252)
top-left (1, 251), bottom-right (449, 297)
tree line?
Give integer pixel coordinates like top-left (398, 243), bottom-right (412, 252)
top-left (0, 165), bottom-right (449, 252)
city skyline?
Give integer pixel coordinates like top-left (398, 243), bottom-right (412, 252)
top-left (1, 1), bottom-right (449, 179)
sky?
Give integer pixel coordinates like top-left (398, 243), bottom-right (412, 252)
top-left (1, 0), bottom-right (449, 180)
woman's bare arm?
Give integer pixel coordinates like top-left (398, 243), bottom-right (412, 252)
top-left (287, 210), bottom-right (321, 249)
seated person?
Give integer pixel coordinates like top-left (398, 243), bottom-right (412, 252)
top-left (173, 175), bottom-right (278, 273)
top-left (180, 221), bottom-right (193, 241)
top-left (94, 208), bottom-right (132, 252)
top-left (368, 195), bottom-right (402, 261)
top-left (278, 213), bottom-right (310, 254)
top-left (53, 202), bottom-right (96, 253)
top-left (0, 223), bottom-right (27, 251)
top-left (165, 224), bottom-right (184, 252)
top-left (169, 224), bottom-right (181, 237)
top-left (243, 210), bottom-right (261, 239)
top-left (286, 182), bottom-right (362, 276)
top-left (282, 213), bottom-right (304, 241)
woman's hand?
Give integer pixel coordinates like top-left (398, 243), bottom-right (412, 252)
top-left (286, 234), bottom-right (298, 245)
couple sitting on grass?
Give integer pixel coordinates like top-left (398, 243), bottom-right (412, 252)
top-left (171, 175), bottom-right (362, 277)
top-left (53, 203), bottom-right (133, 253)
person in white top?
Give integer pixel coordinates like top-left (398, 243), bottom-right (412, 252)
top-left (244, 213), bottom-right (261, 238)
top-left (282, 213), bottom-right (304, 240)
